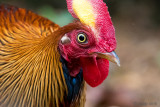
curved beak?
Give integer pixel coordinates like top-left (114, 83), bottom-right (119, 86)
top-left (90, 51), bottom-right (120, 66)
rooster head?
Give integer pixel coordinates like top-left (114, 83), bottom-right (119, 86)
top-left (59, 0), bottom-right (120, 87)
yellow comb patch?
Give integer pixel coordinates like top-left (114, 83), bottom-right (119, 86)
top-left (72, 0), bottom-right (96, 28)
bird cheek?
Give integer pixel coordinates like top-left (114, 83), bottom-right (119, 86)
top-left (98, 38), bottom-right (117, 52)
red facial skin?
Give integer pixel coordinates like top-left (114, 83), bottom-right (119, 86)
top-left (64, 0), bottom-right (117, 87)
top-left (59, 28), bottom-right (116, 87)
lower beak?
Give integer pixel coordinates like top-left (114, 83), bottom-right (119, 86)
top-left (90, 51), bottom-right (120, 66)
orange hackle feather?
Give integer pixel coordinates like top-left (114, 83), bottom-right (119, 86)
top-left (0, 5), bottom-right (86, 107)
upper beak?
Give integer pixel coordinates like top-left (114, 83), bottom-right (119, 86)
top-left (90, 51), bottom-right (120, 66)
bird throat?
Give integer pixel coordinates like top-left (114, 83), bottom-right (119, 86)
top-left (60, 57), bottom-right (85, 104)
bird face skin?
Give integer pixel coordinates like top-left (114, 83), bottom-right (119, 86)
top-left (63, 0), bottom-right (120, 87)
top-left (59, 22), bottom-right (120, 87)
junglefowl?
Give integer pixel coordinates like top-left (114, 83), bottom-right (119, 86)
top-left (0, 0), bottom-right (120, 107)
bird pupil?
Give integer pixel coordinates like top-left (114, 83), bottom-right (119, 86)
top-left (79, 35), bottom-right (84, 41)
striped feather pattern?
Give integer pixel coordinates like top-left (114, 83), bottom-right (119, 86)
top-left (0, 5), bottom-right (68, 107)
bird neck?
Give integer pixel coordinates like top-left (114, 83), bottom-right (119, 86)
top-left (60, 57), bottom-right (86, 106)
top-left (41, 22), bottom-right (87, 106)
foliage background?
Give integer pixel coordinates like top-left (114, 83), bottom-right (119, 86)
top-left (0, 0), bottom-right (160, 106)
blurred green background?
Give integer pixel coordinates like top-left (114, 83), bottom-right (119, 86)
top-left (0, 0), bottom-right (160, 107)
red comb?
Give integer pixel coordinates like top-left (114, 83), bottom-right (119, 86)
top-left (66, 0), bottom-right (116, 52)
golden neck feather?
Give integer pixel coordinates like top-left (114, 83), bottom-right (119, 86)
top-left (0, 5), bottom-right (87, 106)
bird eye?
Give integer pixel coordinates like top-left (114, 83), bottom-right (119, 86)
top-left (77, 33), bottom-right (87, 43)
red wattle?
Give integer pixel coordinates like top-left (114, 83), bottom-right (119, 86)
top-left (80, 57), bottom-right (109, 87)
